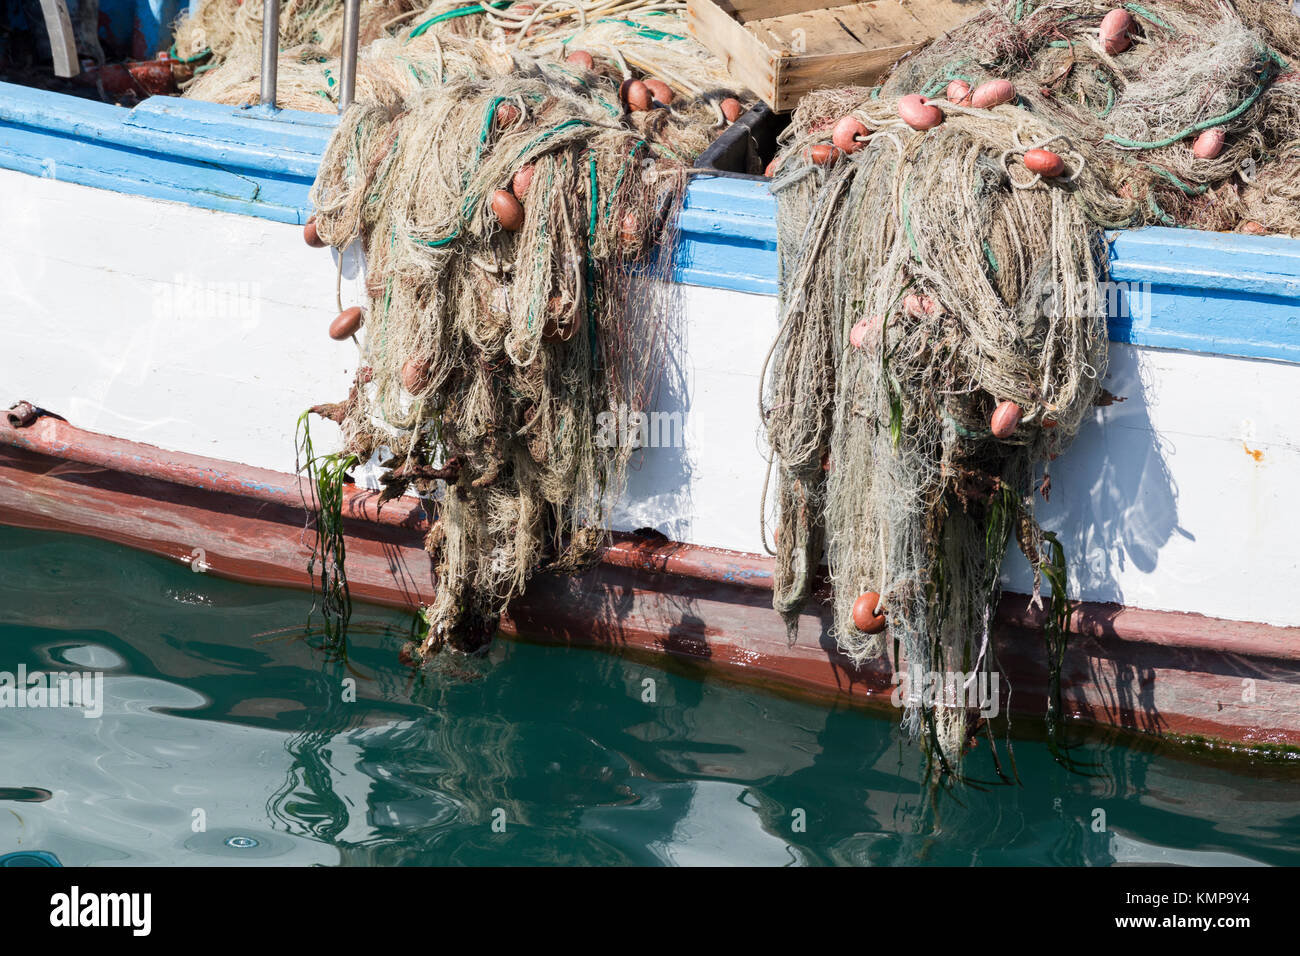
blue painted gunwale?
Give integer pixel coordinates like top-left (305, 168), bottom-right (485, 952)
top-left (2, 80), bottom-right (1297, 364)
top-left (678, 177), bottom-right (1300, 364)
top-left (0, 82), bottom-right (335, 223)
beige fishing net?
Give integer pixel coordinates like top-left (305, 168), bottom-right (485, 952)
top-left (174, 1), bottom-right (740, 114)
top-left (206, 9), bottom-right (749, 652)
top-left (763, 0), bottom-right (1300, 775)
top-left (174, 0), bottom-right (1299, 778)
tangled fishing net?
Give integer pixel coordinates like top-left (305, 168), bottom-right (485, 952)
top-left (261, 9), bottom-right (749, 653)
top-left (762, 0), bottom-right (1300, 777)
top-left (179, 0), bottom-right (1299, 775)
top-left (173, 0), bottom-right (422, 67)
top-left (175, 1), bottom-right (740, 115)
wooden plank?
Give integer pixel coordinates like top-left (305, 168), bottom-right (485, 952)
top-left (898, 0), bottom-right (984, 33)
top-left (688, 0), bottom-right (780, 102)
top-left (753, 7), bottom-right (928, 57)
top-left (728, 0), bottom-right (970, 27)
top-left (773, 48), bottom-right (914, 107)
top-left (728, 0), bottom-right (839, 18)
top-left (688, 0), bottom-right (972, 111)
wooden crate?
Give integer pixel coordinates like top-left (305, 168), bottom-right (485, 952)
top-left (687, 0), bottom-right (976, 112)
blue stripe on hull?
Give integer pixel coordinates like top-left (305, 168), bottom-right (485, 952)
top-left (2, 81), bottom-right (1298, 363)
top-left (0, 83), bottom-right (333, 224)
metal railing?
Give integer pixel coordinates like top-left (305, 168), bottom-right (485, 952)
top-left (37, 0), bottom-right (78, 78)
top-left (260, 0), bottom-right (360, 112)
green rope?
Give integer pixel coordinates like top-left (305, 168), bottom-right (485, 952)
top-left (921, 62), bottom-right (974, 99)
top-left (417, 118), bottom-right (594, 249)
top-left (983, 241), bottom-right (1000, 273)
top-left (591, 17), bottom-right (685, 41)
top-left (417, 232), bottom-right (460, 247)
top-left (383, 226), bottom-right (395, 319)
top-left (1096, 69), bottom-right (1116, 118)
top-left (407, 2), bottom-right (509, 41)
top-left (480, 96), bottom-right (507, 146)
top-left (944, 412), bottom-right (988, 439)
top-left (1145, 162), bottom-right (1208, 196)
top-left (1123, 3), bottom-right (1176, 33)
top-left (604, 140), bottom-right (645, 221)
top-left (527, 195), bottom-right (548, 334)
top-left (167, 43), bottom-right (210, 64)
top-left (646, 140), bottom-right (689, 165)
top-left (588, 155), bottom-right (599, 236)
top-left (1146, 195), bottom-right (1176, 226)
top-left (1104, 63), bottom-right (1275, 149)
top-left (524, 117), bottom-right (591, 150)
top-left (586, 155), bottom-right (600, 371)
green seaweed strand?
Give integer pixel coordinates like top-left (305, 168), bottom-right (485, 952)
top-left (296, 411), bottom-right (358, 644)
top-left (1038, 530), bottom-right (1074, 765)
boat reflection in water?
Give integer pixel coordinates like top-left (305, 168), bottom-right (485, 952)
top-left (2, 525), bottom-right (1297, 867)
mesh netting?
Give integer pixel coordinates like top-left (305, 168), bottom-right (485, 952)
top-left (175, 1), bottom-right (741, 116)
top-left (763, 0), bottom-right (1300, 773)
top-left (176, 0), bottom-right (1300, 771)
top-left (264, 16), bottom-right (748, 652)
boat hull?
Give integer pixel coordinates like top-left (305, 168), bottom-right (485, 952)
top-left (3, 414), bottom-right (1298, 750)
top-left (3, 122), bottom-right (1300, 752)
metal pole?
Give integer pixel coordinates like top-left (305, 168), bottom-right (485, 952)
top-left (259, 0), bottom-right (281, 107)
top-left (37, 0), bottom-right (79, 78)
top-left (339, 0), bottom-right (361, 112)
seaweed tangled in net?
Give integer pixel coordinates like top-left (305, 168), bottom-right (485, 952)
top-left (762, 0), bottom-right (1300, 775)
top-left (179, 3), bottom-right (749, 655)
top-left (307, 45), bottom-right (742, 653)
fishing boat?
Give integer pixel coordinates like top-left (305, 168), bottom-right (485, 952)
top-left (3, 2), bottom-right (1300, 755)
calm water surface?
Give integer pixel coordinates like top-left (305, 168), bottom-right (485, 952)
top-left (1, 525), bottom-right (1297, 866)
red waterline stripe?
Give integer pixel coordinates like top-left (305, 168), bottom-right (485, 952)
top-left (2, 412), bottom-right (1299, 664)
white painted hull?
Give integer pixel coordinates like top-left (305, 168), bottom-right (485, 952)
top-left (4, 168), bottom-right (1299, 630)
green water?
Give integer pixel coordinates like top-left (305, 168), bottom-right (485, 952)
top-left (0, 524), bottom-right (1297, 867)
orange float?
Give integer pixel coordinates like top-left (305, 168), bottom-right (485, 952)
top-left (495, 102), bottom-right (520, 128)
top-left (303, 217), bottom-right (325, 248)
top-left (903, 293), bottom-right (939, 317)
top-left (1193, 128), bottom-right (1226, 159)
top-left (807, 143), bottom-right (839, 166)
top-left (946, 80), bottom-right (972, 105)
top-left (401, 358), bottom-right (432, 394)
top-left (1100, 9), bottom-right (1135, 55)
top-left (990, 400), bottom-right (1023, 438)
top-left (643, 79), bottom-right (673, 105)
top-left (832, 116), bottom-right (870, 154)
top-left (565, 50), bottom-right (595, 71)
top-left (898, 94), bottom-right (944, 131)
top-left (491, 189), bottom-right (525, 231)
top-left (970, 79), bottom-right (1015, 109)
top-left (852, 592), bottom-right (886, 634)
top-left (511, 164), bottom-right (536, 200)
top-left (329, 307), bottom-right (364, 341)
top-left (622, 80), bottom-right (652, 112)
top-left (1024, 148), bottom-right (1066, 177)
